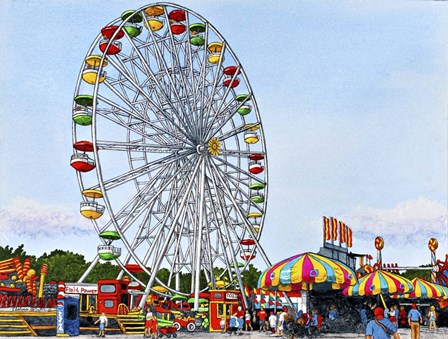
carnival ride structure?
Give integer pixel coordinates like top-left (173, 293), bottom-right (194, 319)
top-left (70, 2), bottom-right (271, 310)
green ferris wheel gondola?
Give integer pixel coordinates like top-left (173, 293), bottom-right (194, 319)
top-left (121, 10), bottom-right (143, 23)
top-left (99, 231), bottom-right (121, 240)
top-left (189, 23), bottom-right (206, 46)
top-left (74, 94), bottom-right (94, 107)
top-left (249, 183), bottom-right (265, 190)
top-left (230, 262), bottom-right (244, 268)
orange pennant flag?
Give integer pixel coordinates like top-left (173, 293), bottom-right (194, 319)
top-left (331, 217), bottom-right (338, 241)
top-left (339, 221), bottom-right (347, 243)
top-left (323, 217), bottom-right (331, 241)
top-left (347, 227), bottom-right (353, 247)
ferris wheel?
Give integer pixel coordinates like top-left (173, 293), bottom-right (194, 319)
top-left (70, 2), bottom-right (270, 308)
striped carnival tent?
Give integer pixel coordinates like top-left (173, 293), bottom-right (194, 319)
top-left (343, 270), bottom-right (413, 296)
top-left (258, 252), bottom-right (357, 313)
top-left (258, 252), bottom-right (357, 291)
top-left (398, 278), bottom-right (448, 299)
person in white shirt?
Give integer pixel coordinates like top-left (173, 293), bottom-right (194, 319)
top-left (268, 312), bottom-right (277, 333)
top-left (94, 312), bottom-right (108, 337)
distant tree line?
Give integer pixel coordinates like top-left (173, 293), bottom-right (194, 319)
top-left (0, 244), bottom-right (262, 292)
top-left (0, 244), bottom-right (431, 293)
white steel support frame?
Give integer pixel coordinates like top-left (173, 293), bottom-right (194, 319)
top-left (72, 2), bottom-right (277, 310)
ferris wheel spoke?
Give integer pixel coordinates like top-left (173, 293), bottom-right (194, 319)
top-left (203, 178), bottom-right (234, 285)
top-left (208, 158), bottom-right (270, 268)
top-left (97, 95), bottom-right (195, 147)
top-left (104, 65), bottom-right (194, 144)
top-left (98, 162), bottom-right (175, 233)
top-left (162, 14), bottom-right (196, 121)
top-left (202, 66), bottom-right (239, 140)
top-left (183, 14), bottom-right (199, 130)
top-left (116, 156), bottom-right (197, 235)
top-left (97, 140), bottom-right (189, 153)
top-left (220, 149), bottom-right (266, 158)
top-left (140, 157), bottom-right (202, 299)
top-left (204, 97), bottom-right (240, 140)
top-left (213, 163), bottom-right (264, 214)
top-left (117, 156), bottom-right (197, 264)
top-left (142, 21), bottom-right (196, 137)
top-left (205, 159), bottom-right (247, 287)
top-left (212, 155), bottom-right (263, 186)
top-left (112, 158), bottom-right (197, 280)
top-left (98, 150), bottom-right (193, 191)
top-left (123, 34), bottom-right (194, 126)
top-left (206, 94), bottom-right (254, 141)
top-left (198, 41), bottom-right (227, 140)
top-left (215, 124), bottom-right (256, 143)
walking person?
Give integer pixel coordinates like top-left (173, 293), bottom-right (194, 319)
top-left (389, 305), bottom-right (397, 326)
top-left (407, 303), bottom-right (422, 339)
top-left (144, 312), bottom-right (158, 339)
top-left (94, 312), bottom-right (108, 337)
top-left (220, 316), bottom-right (226, 333)
top-left (365, 307), bottom-right (400, 339)
top-left (427, 305), bottom-right (437, 331)
top-left (268, 311), bottom-right (277, 333)
top-left (244, 309), bottom-right (253, 331)
top-left (257, 308), bottom-right (267, 332)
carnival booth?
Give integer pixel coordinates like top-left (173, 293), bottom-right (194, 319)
top-left (65, 283), bottom-right (98, 314)
top-left (97, 279), bottom-right (131, 314)
top-left (209, 289), bottom-right (242, 332)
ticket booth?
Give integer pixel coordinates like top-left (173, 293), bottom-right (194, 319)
top-left (209, 289), bottom-right (242, 332)
top-left (64, 296), bottom-right (80, 336)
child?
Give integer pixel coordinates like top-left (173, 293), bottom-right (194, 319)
top-left (268, 311), bottom-right (276, 333)
top-left (220, 317), bottom-right (226, 333)
top-left (94, 312), bottom-right (108, 337)
top-left (244, 309), bottom-right (253, 331)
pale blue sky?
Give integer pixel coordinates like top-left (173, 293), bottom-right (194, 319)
top-left (0, 0), bottom-right (447, 269)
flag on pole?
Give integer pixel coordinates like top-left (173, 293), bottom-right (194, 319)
top-left (347, 227), bottom-right (353, 247)
top-left (244, 283), bottom-right (250, 297)
top-left (339, 221), bottom-right (347, 243)
top-left (331, 217), bottom-right (338, 241)
top-left (323, 216), bottom-right (331, 241)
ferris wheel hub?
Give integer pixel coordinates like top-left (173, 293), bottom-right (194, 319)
top-left (196, 144), bottom-right (205, 154)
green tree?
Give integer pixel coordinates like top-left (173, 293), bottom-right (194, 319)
top-left (402, 267), bottom-right (431, 281)
top-left (0, 244), bottom-right (35, 263)
top-left (242, 263), bottom-right (261, 289)
top-left (37, 251), bottom-right (88, 282)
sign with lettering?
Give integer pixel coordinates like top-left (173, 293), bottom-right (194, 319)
top-left (56, 302), bottom-right (65, 335)
top-left (225, 292), bottom-right (238, 300)
top-left (65, 284), bottom-right (98, 294)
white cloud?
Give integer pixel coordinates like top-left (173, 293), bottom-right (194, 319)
top-left (342, 197), bottom-right (447, 245)
top-left (0, 197), bottom-right (95, 239)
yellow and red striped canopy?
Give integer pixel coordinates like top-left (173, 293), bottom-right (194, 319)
top-left (258, 252), bottom-right (357, 292)
top-left (400, 278), bottom-right (448, 299)
top-left (343, 270), bottom-right (413, 296)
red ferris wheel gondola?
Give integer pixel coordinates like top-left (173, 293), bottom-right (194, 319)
top-left (240, 239), bottom-right (256, 246)
top-left (73, 140), bottom-right (97, 152)
top-left (248, 153), bottom-right (264, 161)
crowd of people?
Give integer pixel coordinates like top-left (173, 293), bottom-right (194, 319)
top-left (223, 300), bottom-right (441, 338)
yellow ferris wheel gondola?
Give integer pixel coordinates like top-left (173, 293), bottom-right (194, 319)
top-left (80, 189), bottom-right (105, 219)
top-left (207, 42), bottom-right (224, 64)
top-left (82, 56), bottom-right (108, 85)
top-left (144, 5), bottom-right (165, 31)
